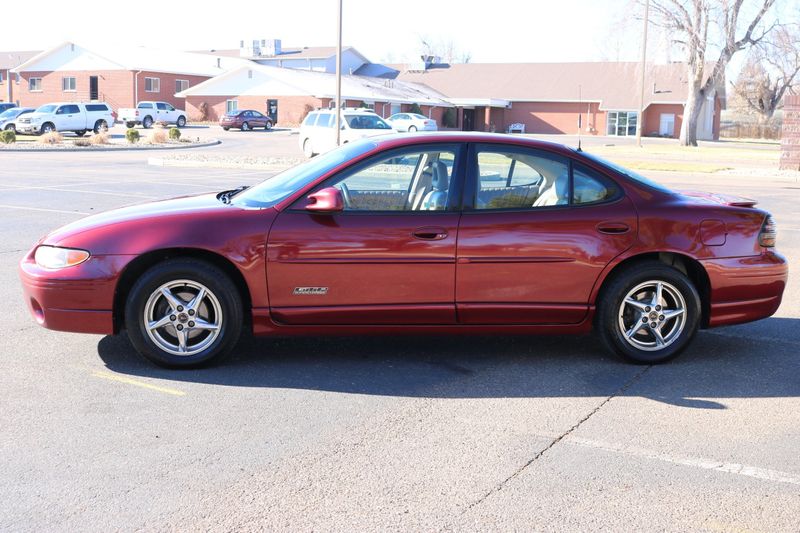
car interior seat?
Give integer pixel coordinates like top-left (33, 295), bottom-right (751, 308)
top-left (420, 161), bottom-right (449, 210)
top-left (532, 172), bottom-right (569, 207)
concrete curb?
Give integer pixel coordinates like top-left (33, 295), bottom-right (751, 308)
top-left (0, 139), bottom-right (221, 153)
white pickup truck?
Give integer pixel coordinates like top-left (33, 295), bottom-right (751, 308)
top-left (118, 101), bottom-right (187, 129)
top-left (15, 102), bottom-right (115, 136)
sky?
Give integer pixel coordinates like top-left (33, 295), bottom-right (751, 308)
top-left (3, 0), bottom-right (795, 73)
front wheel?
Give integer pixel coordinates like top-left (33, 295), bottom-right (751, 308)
top-left (597, 262), bottom-right (700, 364)
top-left (176, 116), bottom-right (186, 127)
top-left (302, 138), bottom-right (315, 158)
top-left (40, 123), bottom-right (55, 134)
top-left (124, 259), bottom-right (243, 368)
top-left (125, 121), bottom-right (136, 129)
top-left (408, 125), bottom-right (417, 132)
top-left (265, 120), bottom-right (273, 130)
top-left (4, 124), bottom-right (15, 132)
top-left (142, 116), bottom-right (153, 129)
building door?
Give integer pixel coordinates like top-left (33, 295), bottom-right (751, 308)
top-left (659, 113), bottom-right (675, 137)
top-left (267, 99), bottom-right (278, 123)
top-left (89, 76), bottom-right (99, 101)
top-left (462, 109), bottom-right (475, 131)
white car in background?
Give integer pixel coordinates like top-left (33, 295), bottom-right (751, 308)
top-left (118, 101), bottom-right (187, 129)
top-left (299, 108), bottom-right (396, 157)
top-left (16, 102), bottom-right (115, 136)
top-left (387, 112), bottom-right (438, 132)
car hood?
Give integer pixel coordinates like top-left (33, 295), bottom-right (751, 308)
top-left (21, 112), bottom-right (51, 122)
top-left (44, 192), bottom-right (235, 248)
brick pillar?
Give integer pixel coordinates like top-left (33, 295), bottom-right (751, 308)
top-left (780, 95), bottom-right (800, 171)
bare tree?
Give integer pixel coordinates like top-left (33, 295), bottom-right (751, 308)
top-left (731, 24), bottom-right (800, 121)
top-left (650, 0), bottom-right (778, 146)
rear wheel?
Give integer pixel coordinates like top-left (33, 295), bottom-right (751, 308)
top-left (222, 127), bottom-right (230, 131)
top-left (408, 125), bottom-right (417, 132)
top-left (142, 116), bottom-right (153, 129)
top-left (125, 121), bottom-right (136, 129)
top-left (303, 138), bottom-right (315, 158)
top-left (241, 121), bottom-right (250, 131)
top-left (597, 262), bottom-right (700, 364)
top-left (74, 130), bottom-right (87, 137)
top-left (124, 259), bottom-right (243, 368)
top-left (93, 120), bottom-right (108, 134)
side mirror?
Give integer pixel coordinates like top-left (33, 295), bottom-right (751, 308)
top-left (306, 187), bottom-right (344, 213)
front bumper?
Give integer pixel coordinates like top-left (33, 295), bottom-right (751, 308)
top-left (702, 252), bottom-right (788, 327)
top-left (18, 250), bottom-right (132, 335)
top-left (16, 123), bottom-right (39, 134)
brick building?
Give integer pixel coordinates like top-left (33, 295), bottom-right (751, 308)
top-left (177, 63), bottom-right (451, 125)
top-left (395, 61), bottom-right (723, 140)
top-left (1, 51), bottom-right (40, 105)
top-left (10, 42), bottom-right (251, 111)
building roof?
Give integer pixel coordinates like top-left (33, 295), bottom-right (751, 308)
top-left (193, 46), bottom-right (352, 60)
top-left (0, 51), bottom-right (41, 70)
top-left (13, 42), bottom-right (252, 77)
top-left (177, 63), bottom-right (452, 106)
top-left (395, 62), bottom-right (702, 110)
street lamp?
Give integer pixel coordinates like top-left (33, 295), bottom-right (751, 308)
top-left (636, 0), bottom-right (650, 147)
top-left (335, 0), bottom-right (343, 146)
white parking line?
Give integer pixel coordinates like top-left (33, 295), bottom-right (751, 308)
top-left (0, 204), bottom-right (90, 216)
top-left (565, 435), bottom-right (800, 486)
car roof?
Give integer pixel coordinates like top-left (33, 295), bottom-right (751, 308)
top-left (367, 131), bottom-right (578, 156)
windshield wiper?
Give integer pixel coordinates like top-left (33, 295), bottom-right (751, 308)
top-left (218, 185), bottom-right (250, 204)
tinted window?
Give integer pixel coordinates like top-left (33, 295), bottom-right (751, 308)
top-left (252, 111), bottom-right (264, 118)
top-left (580, 151), bottom-right (671, 193)
top-left (474, 148), bottom-right (568, 209)
top-left (138, 103), bottom-right (153, 109)
top-left (303, 112), bottom-right (318, 126)
top-left (326, 146), bottom-right (458, 212)
top-left (344, 114), bottom-right (391, 130)
top-left (85, 104), bottom-right (109, 112)
top-left (57, 105), bottom-right (80, 114)
top-left (572, 164), bottom-right (619, 205)
top-left (156, 103), bottom-right (167, 110)
top-left (317, 113), bottom-right (334, 127)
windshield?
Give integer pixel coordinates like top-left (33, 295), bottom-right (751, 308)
top-left (35, 105), bottom-right (57, 114)
top-left (0, 109), bottom-right (21, 120)
top-left (344, 114), bottom-right (392, 130)
top-left (580, 151), bottom-right (672, 193)
top-left (231, 139), bottom-right (377, 208)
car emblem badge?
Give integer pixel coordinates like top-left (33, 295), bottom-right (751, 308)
top-left (293, 287), bottom-right (329, 296)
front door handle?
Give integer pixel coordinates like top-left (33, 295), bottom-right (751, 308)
top-left (413, 227), bottom-right (448, 240)
top-left (596, 222), bottom-right (630, 235)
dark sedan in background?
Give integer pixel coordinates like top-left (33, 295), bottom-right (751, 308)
top-left (219, 109), bottom-right (274, 131)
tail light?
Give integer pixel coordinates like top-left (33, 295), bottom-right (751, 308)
top-left (758, 215), bottom-right (777, 248)
top-left (111, 111), bottom-right (118, 120)
top-left (135, 110), bottom-right (139, 117)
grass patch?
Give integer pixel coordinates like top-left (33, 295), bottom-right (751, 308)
top-left (611, 159), bottom-right (733, 173)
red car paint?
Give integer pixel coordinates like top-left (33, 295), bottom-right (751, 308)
top-left (19, 133), bottom-right (788, 343)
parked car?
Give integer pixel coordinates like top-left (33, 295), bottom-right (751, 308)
top-left (119, 101), bottom-right (187, 129)
top-left (219, 109), bottom-right (273, 131)
top-left (15, 102), bottom-right (115, 136)
top-left (19, 133), bottom-right (787, 369)
top-left (387, 112), bottom-right (438, 132)
top-left (299, 107), bottom-right (395, 157)
top-left (0, 107), bottom-right (35, 132)
top-left (0, 102), bottom-right (17, 113)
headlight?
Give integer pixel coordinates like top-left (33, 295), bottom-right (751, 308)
top-left (34, 246), bottom-right (90, 269)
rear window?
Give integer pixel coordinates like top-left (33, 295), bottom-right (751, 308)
top-left (580, 151), bottom-right (671, 193)
top-left (303, 112), bottom-right (319, 126)
top-left (85, 104), bottom-right (109, 112)
top-left (138, 103), bottom-right (153, 109)
top-left (344, 114), bottom-right (391, 130)
top-left (317, 113), bottom-right (334, 127)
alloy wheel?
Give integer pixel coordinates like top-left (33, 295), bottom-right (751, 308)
top-left (617, 280), bottom-right (687, 352)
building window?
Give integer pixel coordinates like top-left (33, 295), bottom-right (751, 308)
top-left (226, 99), bottom-right (238, 114)
top-left (606, 111), bottom-right (638, 136)
top-left (62, 76), bottom-right (77, 92)
top-left (0, 71), bottom-right (4, 84)
top-left (175, 79), bottom-right (189, 93)
top-left (29, 77), bottom-right (42, 92)
top-left (144, 77), bottom-right (160, 93)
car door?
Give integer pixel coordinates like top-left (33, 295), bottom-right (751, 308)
top-left (251, 110), bottom-right (267, 128)
top-left (267, 143), bottom-right (465, 325)
top-left (156, 102), bottom-right (170, 123)
top-left (56, 105), bottom-right (81, 130)
top-left (455, 143), bottom-right (637, 324)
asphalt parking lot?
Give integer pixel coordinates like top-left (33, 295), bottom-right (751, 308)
top-left (1, 129), bottom-right (799, 531)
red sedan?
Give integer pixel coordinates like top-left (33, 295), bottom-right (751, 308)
top-left (219, 109), bottom-right (274, 131)
top-left (19, 133), bottom-right (787, 368)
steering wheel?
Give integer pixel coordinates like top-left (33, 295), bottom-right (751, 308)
top-left (339, 183), bottom-right (353, 209)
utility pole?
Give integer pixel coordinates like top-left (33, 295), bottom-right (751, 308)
top-left (335, 0), bottom-right (343, 146)
top-left (636, 0), bottom-right (650, 147)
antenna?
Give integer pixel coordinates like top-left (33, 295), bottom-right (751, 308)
top-left (577, 84), bottom-right (582, 152)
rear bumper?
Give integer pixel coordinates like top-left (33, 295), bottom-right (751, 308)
top-left (702, 252), bottom-right (788, 327)
top-left (18, 251), bottom-right (129, 335)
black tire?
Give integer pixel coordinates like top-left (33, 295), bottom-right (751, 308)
top-left (124, 258), bottom-right (243, 368)
top-left (74, 130), bottom-right (87, 137)
top-left (596, 261), bottom-right (700, 364)
top-left (242, 121), bottom-right (251, 131)
top-left (303, 138), bottom-right (315, 158)
top-left (94, 120), bottom-right (108, 134)
top-left (176, 116), bottom-right (186, 127)
top-left (4, 124), bottom-right (14, 132)
top-left (222, 127), bottom-right (230, 131)
top-left (40, 123), bottom-right (55, 134)
top-left (265, 120), bottom-right (273, 130)
top-left (408, 125), bottom-right (417, 132)
top-left (142, 116), bottom-right (153, 129)
top-left (125, 121), bottom-right (136, 129)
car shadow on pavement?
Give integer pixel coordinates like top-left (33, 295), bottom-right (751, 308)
top-left (96, 316), bottom-right (800, 408)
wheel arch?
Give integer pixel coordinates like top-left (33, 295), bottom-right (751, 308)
top-left (594, 251), bottom-right (711, 328)
top-left (113, 247), bottom-right (253, 333)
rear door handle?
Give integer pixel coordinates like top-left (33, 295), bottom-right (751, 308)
top-left (596, 222), bottom-right (630, 234)
top-left (413, 227), bottom-right (448, 240)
